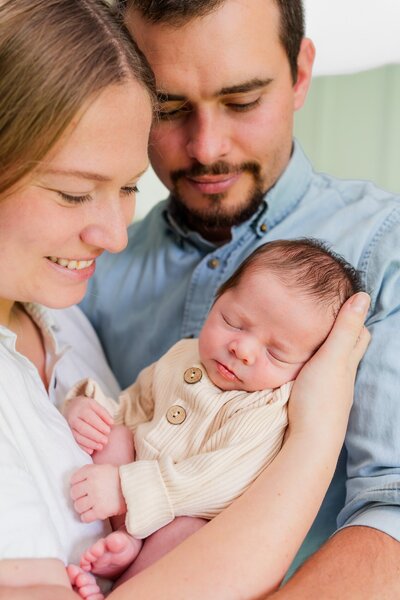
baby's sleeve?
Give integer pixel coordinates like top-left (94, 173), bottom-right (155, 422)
top-left (63, 377), bottom-right (119, 419)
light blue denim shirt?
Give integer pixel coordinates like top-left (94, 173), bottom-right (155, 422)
top-left (82, 141), bottom-right (400, 571)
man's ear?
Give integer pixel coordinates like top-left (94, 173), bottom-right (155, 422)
top-left (293, 38), bottom-right (315, 111)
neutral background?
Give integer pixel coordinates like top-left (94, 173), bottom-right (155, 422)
top-left (135, 2), bottom-right (400, 219)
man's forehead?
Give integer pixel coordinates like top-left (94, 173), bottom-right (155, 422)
top-left (127, 0), bottom-right (283, 68)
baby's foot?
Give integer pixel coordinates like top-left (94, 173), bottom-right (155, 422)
top-left (80, 530), bottom-right (142, 578)
top-left (67, 564), bottom-right (104, 600)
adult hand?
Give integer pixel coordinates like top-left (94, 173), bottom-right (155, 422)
top-left (70, 464), bottom-right (126, 522)
top-left (288, 292), bottom-right (370, 441)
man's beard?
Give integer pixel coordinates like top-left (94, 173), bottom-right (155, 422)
top-left (169, 161), bottom-right (265, 233)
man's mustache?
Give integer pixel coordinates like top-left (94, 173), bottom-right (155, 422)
top-left (171, 161), bottom-right (261, 183)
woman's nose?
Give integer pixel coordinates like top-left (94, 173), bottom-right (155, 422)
top-left (80, 196), bottom-right (134, 254)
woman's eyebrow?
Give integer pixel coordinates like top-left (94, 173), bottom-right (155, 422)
top-left (42, 166), bottom-right (149, 182)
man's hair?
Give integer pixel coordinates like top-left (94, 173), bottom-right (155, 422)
top-left (0, 0), bottom-right (156, 196)
top-left (216, 238), bottom-right (364, 317)
top-left (120, 0), bottom-right (305, 82)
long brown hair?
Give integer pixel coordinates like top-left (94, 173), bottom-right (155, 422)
top-left (0, 0), bottom-right (155, 195)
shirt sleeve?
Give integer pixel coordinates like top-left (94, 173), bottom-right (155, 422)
top-left (0, 433), bottom-right (64, 560)
top-left (119, 386), bottom-right (288, 538)
top-left (337, 210), bottom-right (400, 540)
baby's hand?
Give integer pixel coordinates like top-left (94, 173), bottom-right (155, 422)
top-left (70, 464), bottom-right (126, 522)
top-left (65, 396), bottom-right (114, 455)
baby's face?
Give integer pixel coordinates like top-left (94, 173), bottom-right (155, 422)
top-left (198, 268), bottom-right (335, 392)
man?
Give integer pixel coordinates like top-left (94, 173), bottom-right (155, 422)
top-left (82, 0), bottom-right (400, 596)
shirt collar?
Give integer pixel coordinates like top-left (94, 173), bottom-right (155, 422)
top-left (0, 302), bottom-right (62, 357)
top-left (263, 140), bottom-right (313, 228)
top-left (163, 140), bottom-right (313, 248)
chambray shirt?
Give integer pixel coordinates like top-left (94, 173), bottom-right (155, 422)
top-left (81, 141), bottom-right (400, 571)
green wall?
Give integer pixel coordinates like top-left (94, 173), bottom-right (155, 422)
top-left (295, 64), bottom-right (400, 194)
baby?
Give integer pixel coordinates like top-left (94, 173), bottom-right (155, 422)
top-left (65, 238), bottom-right (363, 596)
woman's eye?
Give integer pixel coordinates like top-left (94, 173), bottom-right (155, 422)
top-left (121, 185), bottom-right (139, 195)
top-left (58, 192), bottom-right (92, 204)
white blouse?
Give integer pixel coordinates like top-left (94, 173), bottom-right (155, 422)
top-left (0, 304), bottom-right (119, 564)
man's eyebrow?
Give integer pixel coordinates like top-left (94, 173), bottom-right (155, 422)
top-left (43, 166), bottom-right (149, 182)
top-left (217, 78), bottom-right (273, 96)
top-left (156, 78), bottom-right (273, 103)
top-left (157, 92), bottom-right (186, 103)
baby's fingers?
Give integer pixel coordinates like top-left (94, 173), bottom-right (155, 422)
top-left (88, 401), bottom-right (114, 428)
top-left (74, 419), bottom-right (110, 446)
top-left (72, 431), bottom-right (104, 453)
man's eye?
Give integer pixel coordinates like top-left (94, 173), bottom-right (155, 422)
top-left (58, 192), bottom-right (92, 204)
top-left (158, 103), bottom-right (191, 121)
top-left (226, 98), bottom-right (261, 112)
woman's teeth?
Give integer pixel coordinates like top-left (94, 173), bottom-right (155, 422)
top-left (48, 257), bottom-right (94, 270)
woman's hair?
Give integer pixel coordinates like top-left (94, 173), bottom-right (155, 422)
top-left (0, 0), bottom-right (156, 195)
top-left (216, 238), bottom-right (364, 317)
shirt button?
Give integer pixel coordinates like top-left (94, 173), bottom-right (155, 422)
top-left (260, 223), bottom-right (268, 233)
top-left (184, 367), bottom-right (203, 384)
top-left (166, 405), bottom-right (187, 425)
top-left (207, 257), bottom-right (220, 269)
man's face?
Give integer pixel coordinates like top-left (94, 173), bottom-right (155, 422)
top-left (128, 0), bottom-right (314, 241)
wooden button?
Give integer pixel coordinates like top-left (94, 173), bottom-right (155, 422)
top-left (166, 405), bottom-right (186, 425)
top-left (184, 367), bottom-right (203, 384)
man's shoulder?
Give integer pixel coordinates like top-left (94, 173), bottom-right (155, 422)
top-left (309, 167), bottom-right (400, 206)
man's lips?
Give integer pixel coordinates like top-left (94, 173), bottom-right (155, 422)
top-left (216, 361), bottom-right (240, 382)
top-left (185, 173), bottom-right (241, 194)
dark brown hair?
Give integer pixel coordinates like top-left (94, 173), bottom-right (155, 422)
top-left (216, 238), bottom-right (364, 317)
top-left (0, 0), bottom-right (156, 196)
top-left (119, 0), bottom-right (305, 82)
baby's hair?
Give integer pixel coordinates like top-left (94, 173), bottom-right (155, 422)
top-left (216, 238), bottom-right (364, 317)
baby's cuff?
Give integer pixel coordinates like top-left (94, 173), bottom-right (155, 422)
top-left (119, 460), bottom-right (174, 538)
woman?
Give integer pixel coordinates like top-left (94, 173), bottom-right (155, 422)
top-left (0, 0), bottom-right (370, 598)
top-left (0, 0), bottom-right (154, 592)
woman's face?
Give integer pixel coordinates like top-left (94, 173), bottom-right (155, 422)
top-left (0, 82), bottom-right (152, 309)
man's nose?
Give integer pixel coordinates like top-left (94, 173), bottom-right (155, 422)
top-left (185, 110), bottom-right (231, 165)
